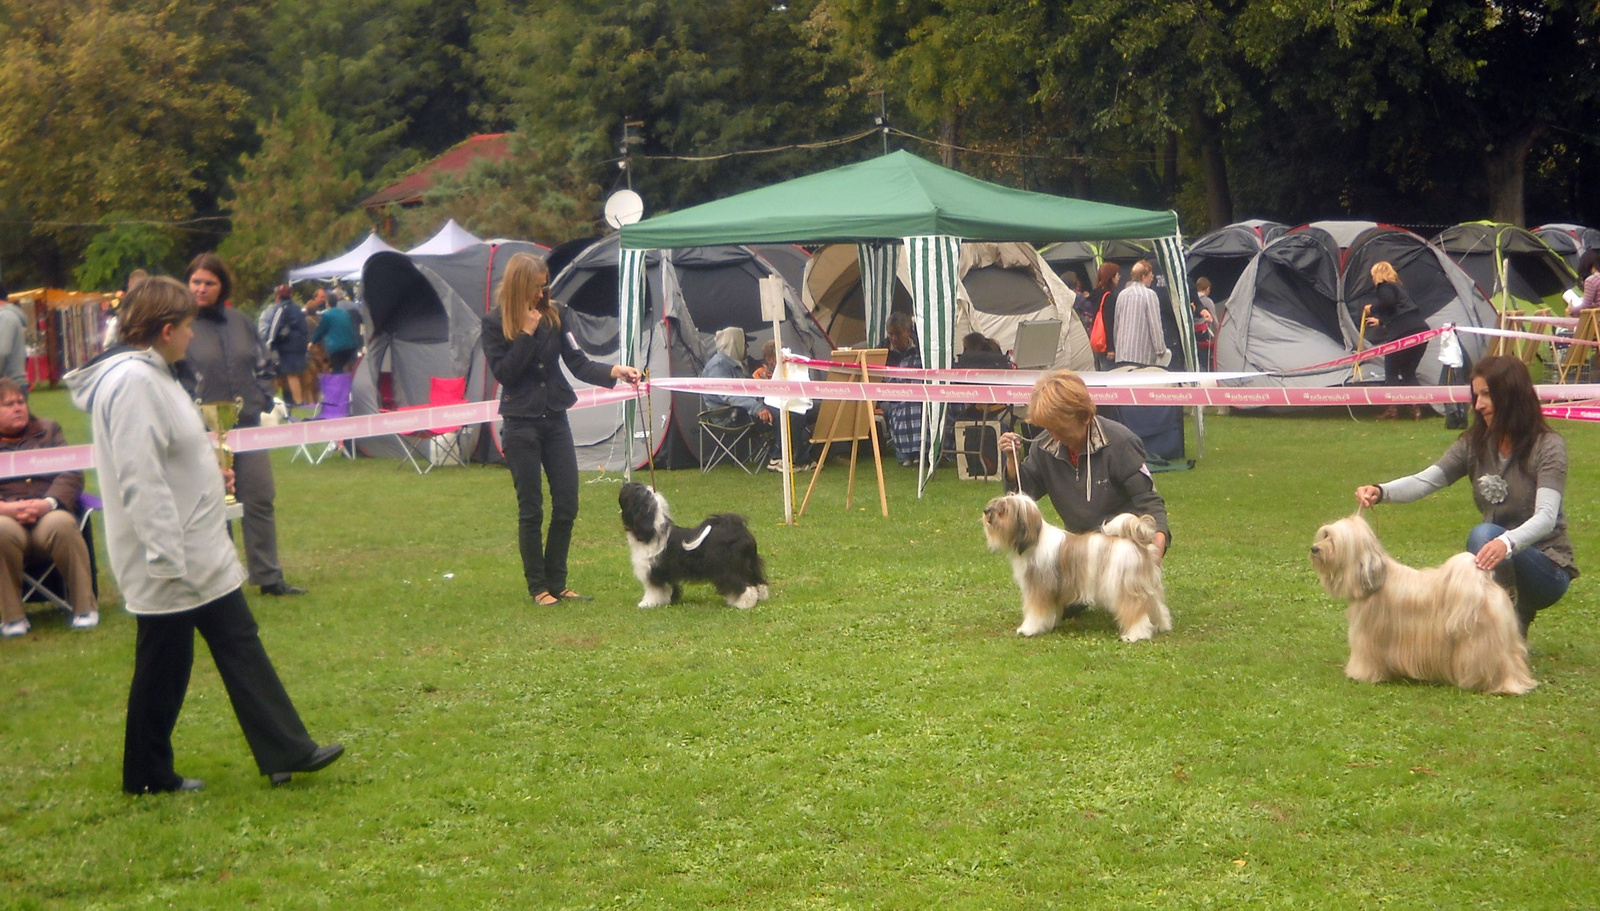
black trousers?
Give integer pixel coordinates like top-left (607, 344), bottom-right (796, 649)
top-left (123, 587), bottom-right (316, 793)
top-left (1384, 344), bottom-right (1427, 386)
top-left (503, 414), bottom-right (580, 598)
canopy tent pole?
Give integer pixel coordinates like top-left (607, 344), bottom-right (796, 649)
top-left (618, 248), bottom-right (648, 479)
top-left (857, 242), bottom-right (896, 348)
top-left (906, 235), bottom-right (961, 497)
top-left (1151, 232), bottom-right (1203, 458)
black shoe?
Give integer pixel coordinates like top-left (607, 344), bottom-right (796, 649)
top-left (270, 742), bottom-right (344, 787)
top-left (260, 581), bottom-right (308, 596)
top-left (127, 777), bottom-right (205, 795)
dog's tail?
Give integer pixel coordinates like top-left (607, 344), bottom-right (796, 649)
top-left (1100, 513), bottom-right (1160, 557)
top-left (1438, 554), bottom-right (1508, 639)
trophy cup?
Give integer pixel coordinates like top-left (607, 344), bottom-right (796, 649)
top-left (198, 397), bottom-right (245, 506)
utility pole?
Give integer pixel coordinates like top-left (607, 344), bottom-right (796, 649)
top-left (619, 119), bottom-right (645, 190)
top-left (870, 91), bottom-right (889, 155)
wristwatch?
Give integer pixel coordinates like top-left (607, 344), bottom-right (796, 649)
top-left (43, 496), bottom-right (59, 512)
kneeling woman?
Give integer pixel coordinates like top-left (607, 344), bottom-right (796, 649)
top-left (1357, 355), bottom-right (1576, 635)
top-left (483, 253), bottom-right (640, 606)
top-left (67, 277), bottom-right (342, 793)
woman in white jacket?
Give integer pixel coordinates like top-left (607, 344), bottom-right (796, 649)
top-left (66, 277), bottom-right (342, 794)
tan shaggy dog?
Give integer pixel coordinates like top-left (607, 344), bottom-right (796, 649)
top-left (982, 494), bottom-right (1170, 641)
top-left (1310, 515), bottom-right (1536, 695)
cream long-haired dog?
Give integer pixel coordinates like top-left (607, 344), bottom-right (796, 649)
top-left (1309, 515), bottom-right (1535, 695)
top-left (982, 494), bottom-right (1171, 641)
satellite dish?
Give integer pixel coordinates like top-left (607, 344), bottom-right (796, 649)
top-left (603, 190), bottom-right (645, 229)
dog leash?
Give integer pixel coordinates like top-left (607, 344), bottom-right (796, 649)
top-left (633, 369), bottom-right (657, 491)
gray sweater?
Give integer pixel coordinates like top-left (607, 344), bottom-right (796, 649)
top-left (1018, 416), bottom-right (1171, 540)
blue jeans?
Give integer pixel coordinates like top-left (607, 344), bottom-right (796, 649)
top-left (1467, 523), bottom-right (1571, 632)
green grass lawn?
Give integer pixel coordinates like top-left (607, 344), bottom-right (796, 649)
top-left (4, 390), bottom-right (1598, 908)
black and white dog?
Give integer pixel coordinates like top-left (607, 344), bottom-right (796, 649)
top-left (618, 482), bottom-right (769, 609)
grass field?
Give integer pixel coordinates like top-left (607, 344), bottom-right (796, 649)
top-left (3, 389), bottom-right (1597, 908)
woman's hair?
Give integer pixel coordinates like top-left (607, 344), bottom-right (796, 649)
top-left (119, 276), bottom-right (198, 347)
top-left (1464, 354), bottom-right (1549, 467)
top-left (962, 332), bottom-right (1001, 354)
top-left (1094, 262), bottom-right (1120, 292)
top-left (1369, 261), bottom-right (1400, 285)
top-left (0, 377), bottom-right (26, 404)
top-left (1579, 250), bottom-right (1600, 277)
top-left (497, 252), bottom-right (557, 339)
top-left (185, 252), bottom-right (234, 304)
top-left (1030, 370), bottom-right (1095, 435)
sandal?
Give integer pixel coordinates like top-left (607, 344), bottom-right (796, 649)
top-left (557, 589), bottom-right (593, 601)
top-left (533, 591), bottom-right (561, 606)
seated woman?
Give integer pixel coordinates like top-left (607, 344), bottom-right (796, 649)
top-left (1356, 355), bottom-right (1576, 637)
top-left (998, 370), bottom-right (1170, 560)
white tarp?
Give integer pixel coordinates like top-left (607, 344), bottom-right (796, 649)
top-left (288, 231), bottom-right (400, 283)
top-left (406, 220), bottom-right (483, 256)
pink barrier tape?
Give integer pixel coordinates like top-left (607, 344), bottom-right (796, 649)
top-left (656, 375), bottom-right (1600, 409)
top-left (1507, 314), bottom-right (1579, 327)
top-left (1455, 325), bottom-right (1600, 347)
top-left (0, 385), bottom-right (642, 481)
top-left (1543, 406), bottom-right (1600, 422)
top-left (790, 326), bottom-right (1444, 383)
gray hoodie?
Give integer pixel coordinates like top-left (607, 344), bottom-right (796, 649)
top-left (65, 349), bottom-right (245, 614)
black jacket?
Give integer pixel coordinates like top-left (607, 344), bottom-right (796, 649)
top-left (1370, 282), bottom-right (1429, 342)
top-left (482, 306), bottom-right (617, 418)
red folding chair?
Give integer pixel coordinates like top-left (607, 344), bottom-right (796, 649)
top-left (396, 376), bottom-right (468, 474)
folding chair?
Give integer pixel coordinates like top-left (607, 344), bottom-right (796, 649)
top-left (396, 376), bottom-right (468, 474)
top-left (20, 493), bottom-right (100, 613)
top-left (698, 405), bottom-right (770, 474)
top-left (292, 371), bottom-right (356, 464)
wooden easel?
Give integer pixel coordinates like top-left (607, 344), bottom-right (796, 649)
top-left (799, 348), bottom-right (888, 517)
top-left (1517, 307), bottom-right (1554, 367)
top-left (1559, 309), bottom-right (1600, 383)
top-left (1488, 307), bottom-right (1521, 358)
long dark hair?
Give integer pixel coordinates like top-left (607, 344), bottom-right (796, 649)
top-left (1463, 355), bottom-right (1549, 467)
top-left (185, 252), bottom-right (234, 305)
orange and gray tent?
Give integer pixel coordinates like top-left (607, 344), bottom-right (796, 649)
top-left (619, 151), bottom-right (1188, 491)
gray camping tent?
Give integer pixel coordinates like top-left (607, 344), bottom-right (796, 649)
top-left (550, 234), bottom-right (833, 471)
top-left (352, 241), bottom-right (547, 459)
top-left (1185, 220), bottom-right (1287, 305)
top-left (1532, 223), bottom-right (1600, 274)
top-left (1217, 222), bottom-right (1496, 389)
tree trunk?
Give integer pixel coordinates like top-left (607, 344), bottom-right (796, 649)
top-left (939, 116), bottom-right (958, 169)
top-left (1162, 131), bottom-right (1180, 205)
top-left (1194, 108), bottom-right (1233, 229)
top-left (1484, 123), bottom-right (1544, 227)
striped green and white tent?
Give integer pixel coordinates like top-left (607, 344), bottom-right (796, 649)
top-left (619, 150), bottom-right (1189, 494)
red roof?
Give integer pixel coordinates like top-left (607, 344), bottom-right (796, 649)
top-left (361, 133), bottom-right (514, 208)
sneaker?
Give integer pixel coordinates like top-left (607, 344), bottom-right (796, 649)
top-left (794, 461), bottom-right (817, 472)
top-left (1, 619), bottom-right (29, 638)
top-left (764, 459), bottom-right (784, 473)
top-left (70, 610), bottom-right (100, 630)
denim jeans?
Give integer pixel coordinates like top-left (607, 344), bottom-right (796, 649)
top-left (502, 414), bottom-right (580, 598)
top-left (1467, 523), bottom-right (1571, 632)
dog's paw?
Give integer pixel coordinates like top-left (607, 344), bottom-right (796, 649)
top-left (728, 587), bottom-right (760, 610)
top-left (638, 588), bottom-right (672, 609)
top-left (1119, 617), bottom-right (1156, 642)
top-left (755, 584), bottom-right (770, 602)
top-left (1016, 622), bottom-right (1050, 637)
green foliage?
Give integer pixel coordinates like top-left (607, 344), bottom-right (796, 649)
top-left (6, 395), bottom-right (1600, 905)
top-left (218, 95), bottom-right (369, 302)
top-left (71, 217), bottom-right (175, 291)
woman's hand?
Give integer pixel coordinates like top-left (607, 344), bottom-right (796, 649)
top-left (1365, 316), bottom-right (1379, 328)
top-left (222, 468), bottom-right (236, 497)
top-left (1474, 537), bottom-right (1510, 571)
top-left (520, 305), bottom-right (544, 335)
top-left (1355, 485), bottom-right (1382, 508)
top-left (611, 364), bottom-right (642, 385)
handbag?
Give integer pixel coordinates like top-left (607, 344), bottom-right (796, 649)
top-left (1089, 295), bottom-right (1109, 353)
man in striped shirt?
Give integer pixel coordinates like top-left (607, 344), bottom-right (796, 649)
top-left (1112, 260), bottom-right (1168, 367)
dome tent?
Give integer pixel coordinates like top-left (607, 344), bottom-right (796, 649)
top-left (549, 234), bottom-right (833, 471)
top-left (1433, 222), bottom-right (1577, 314)
top-left (1184, 219), bottom-right (1288, 306)
top-left (1532, 223), bottom-right (1600, 274)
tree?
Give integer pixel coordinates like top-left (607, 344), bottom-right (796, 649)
top-left (73, 218), bottom-right (176, 291)
top-left (0, 0), bottom-right (256, 284)
top-left (218, 95), bottom-right (369, 302)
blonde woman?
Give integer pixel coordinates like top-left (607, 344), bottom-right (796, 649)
top-left (1366, 261), bottom-right (1430, 419)
top-left (482, 253), bottom-right (640, 606)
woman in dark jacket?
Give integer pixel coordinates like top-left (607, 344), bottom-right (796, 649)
top-left (1365, 261), bottom-right (1432, 419)
top-left (1090, 262), bottom-right (1121, 369)
top-left (482, 253), bottom-right (640, 606)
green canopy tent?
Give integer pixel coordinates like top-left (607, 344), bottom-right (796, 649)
top-left (618, 150), bottom-right (1190, 493)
